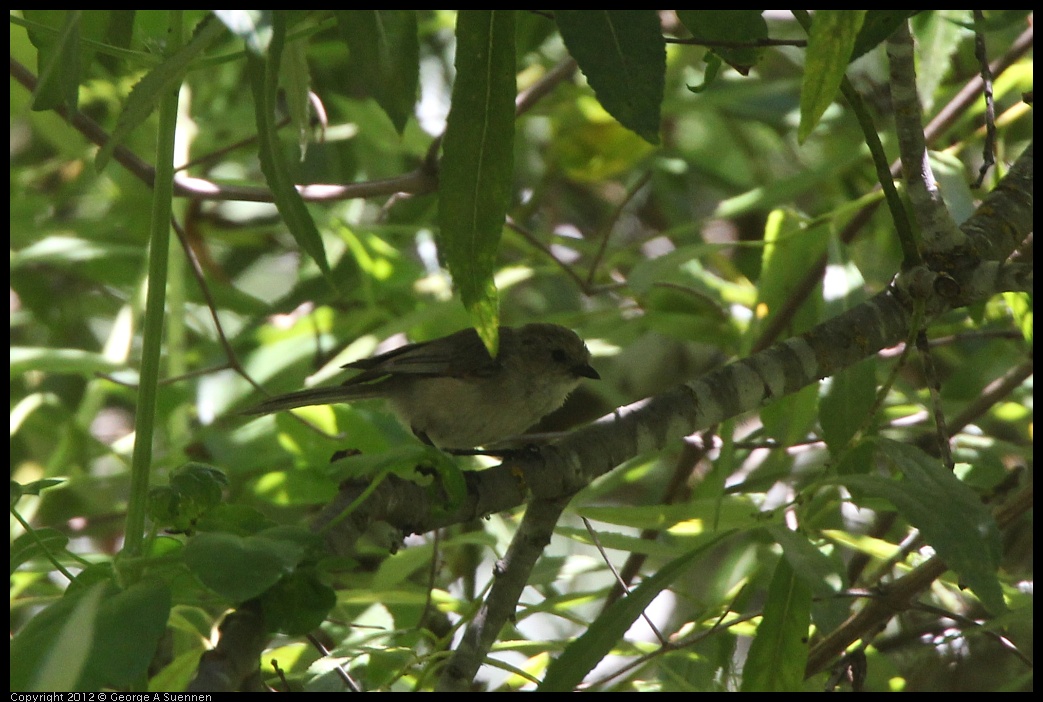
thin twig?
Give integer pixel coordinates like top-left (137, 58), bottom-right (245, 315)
top-left (10, 56), bottom-right (438, 204)
top-left (665, 36), bottom-right (807, 48)
top-left (307, 633), bottom-right (364, 692)
top-left (600, 434), bottom-right (710, 611)
top-left (176, 115), bottom-right (291, 173)
top-left (915, 329), bottom-right (954, 471)
top-left (585, 171), bottom-right (653, 288)
top-left (970, 10), bottom-right (998, 188)
top-left (949, 359), bottom-right (1033, 434)
top-left (504, 217), bottom-right (594, 292)
top-left (584, 585), bottom-right (754, 690)
top-left (808, 482), bottom-right (1033, 678)
top-left (169, 217), bottom-right (264, 389)
top-left (516, 57), bottom-right (577, 116)
top-left (906, 600), bottom-right (1033, 669)
top-left (581, 517), bottom-right (668, 646)
top-left (171, 214), bottom-right (344, 436)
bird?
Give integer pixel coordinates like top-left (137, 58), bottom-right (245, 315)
top-left (243, 323), bottom-right (599, 450)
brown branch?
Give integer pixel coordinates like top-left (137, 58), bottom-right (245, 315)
top-left (10, 56), bottom-right (438, 204)
top-left (665, 36), bottom-right (806, 48)
top-left (805, 481), bottom-right (1033, 679)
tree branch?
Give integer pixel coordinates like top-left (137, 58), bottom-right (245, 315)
top-left (752, 22), bottom-right (1032, 352)
top-left (436, 494), bottom-right (572, 691)
top-left (9, 56), bottom-right (439, 204)
top-left (315, 143), bottom-right (1031, 687)
top-left (805, 480), bottom-right (1033, 678)
top-left (887, 22), bottom-right (965, 254)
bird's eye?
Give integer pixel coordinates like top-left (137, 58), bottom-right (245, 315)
top-left (551, 349), bottom-right (568, 364)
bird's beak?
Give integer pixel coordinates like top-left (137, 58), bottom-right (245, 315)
top-left (575, 364), bottom-right (600, 380)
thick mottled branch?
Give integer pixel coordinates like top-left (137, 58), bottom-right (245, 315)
top-left (960, 141), bottom-right (1034, 263)
top-left (436, 494), bottom-right (572, 691)
top-left (187, 603), bottom-right (268, 692)
top-left (541, 288), bottom-right (912, 496)
top-left (318, 143), bottom-right (1030, 551)
top-left (887, 22), bottom-right (965, 254)
top-left (313, 462), bottom-right (531, 555)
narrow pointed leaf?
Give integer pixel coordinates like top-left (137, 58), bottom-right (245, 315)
top-left (96, 17), bottom-right (226, 171)
top-left (24, 11), bottom-right (109, 112)
top-left (247, 13), bottom-right (331, 280)
top-left (798, 10), bottom-right (866, 143)
top-left (438, 10), bottom-right (516, 353)
top-left (851, 10), bottom-right (920, 61)
top-left (336, 10), bottom-right (419, 133)
top-left (740, 557), bottom-right (812, 691)
top-left (839, 438), bottom-right (1006, 613)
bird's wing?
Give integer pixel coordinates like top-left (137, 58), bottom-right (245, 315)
top-left (341, 327), bottom-right (500, 385)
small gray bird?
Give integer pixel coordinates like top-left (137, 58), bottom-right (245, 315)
top-left (243, 323), bottom-right (599, 449)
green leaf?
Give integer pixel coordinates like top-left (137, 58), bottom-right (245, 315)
top-left (11, 581), bottom-right (106, 691)
top-left (1002, 292), bottom-right (1032, 344)
top-left (578, 496), bottom-right (764, 532)
top-left (929, 150), bottom-right (976, 224)
top-left (10, 528), bottom-right (69, 575)
top-left (97, 9), bottom-right (136, 74)
top-left (183, 531), bottom-right (307, 602)
top-left (335, 10), bottom-right (419, 133)
top-left (246, 12), bottom-right (332, 282)
top-left (686, 51), bottom-right (722, 93)
top-left (835, 437), bottom-right (876, 476)
top-left (81, 579), bottom-right (172, 690)
top-left (556, 10), bottom-right (665, 144)
top-left (761, 383), bottom-right (819, 447)
top-left (10, 234), bottom-right (142, 267)
top-left (757, 208), bottom-right (829, 334)
top-left (911, 11), bottom-right (971, 112)
top-left (24, 11), bottom-right (111, 112)
top-left (258, 567), bottom-right (337, 635)
top-left (195, 503), bottom-right (278, 535)
top-left (767, 525), bottom-right (844, 597)
top-left (819, 358), bottom-right (878, 452)
top-left (798, 10), bottom-right (866, 143)
top-left (851, 10), bottom-right (920, 61)
top-left (12, 478), bottom-right (66, 499)
top-left (839, 438), bottom-right (1006, 613)
top-left (96, 17), bottom-right (226, 171)
top-left (438, 10), bottom-right (516, 354)
top-left (538, 531), bottom-right (735, 691)
top-left (149, 463), bottom-right (229, 532)
top-left (549, 94), bottom-right (658, 181)
top-left (769, 525), bottom-right (852, 635)
top-left (279, 34), bottom-right (312, 156)
top-left (676, 10), bottom-right (768, 75)
top-left (10, 347), bottom-right (121, 377)
top-left (554, 525), bottom-right (687, 558)
top-left (24, 10), bottom-right (81, 112)
top-left (10, 579), bottom-right (171, 692)
top-left (740, 557), bottom-right (812, 691)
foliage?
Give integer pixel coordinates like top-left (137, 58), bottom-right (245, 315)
top-left (10, 9), bottom-right (1033, 693)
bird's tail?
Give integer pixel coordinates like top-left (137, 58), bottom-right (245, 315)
top-left (240, 384), bottom-right (380, 415)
